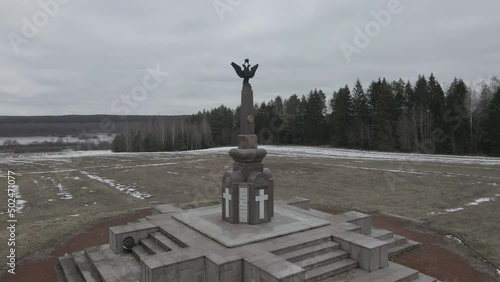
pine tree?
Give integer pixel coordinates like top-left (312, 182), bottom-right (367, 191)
top-left (304, 89), bottom-right (327, 145)
top-left (372, 78), bottom-right (397, 151)
top-left (296, 95), bottom-right (308, 145)
top-left (414, 75), bottom-right (430, 146)
top-left (111, 133), bottom-right (127, 152)
top-left (428, 74), bottom-right (446, 153)
top-left (272, 96), bottom-right (285, 145)
top-left (392, 79), bottom-right (406, 150)
top-left (445, 78), bottom-right (471, 154)
top-left (351, 79), bottom-right (370, 149)
top-left (330, 85), bottom-right (353, 147)
top-left (283, 94), bottom-right (301, 144)
top-left (402, 80), bottom-right (418, 151)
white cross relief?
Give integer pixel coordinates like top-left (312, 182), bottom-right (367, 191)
top-left (255, 189), bottom-right (268, 220)
top-left (223, 188), bottom-right (232, 218)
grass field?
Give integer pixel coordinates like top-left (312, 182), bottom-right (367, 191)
top-left (0, 146), bottom-right (499, 275)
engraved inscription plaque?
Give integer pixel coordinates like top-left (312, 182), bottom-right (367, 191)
top-left (239, 185), bottom-right (248, 223)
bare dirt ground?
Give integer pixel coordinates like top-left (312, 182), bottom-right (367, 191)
top-left (0, 146), bottom-right (499, 280)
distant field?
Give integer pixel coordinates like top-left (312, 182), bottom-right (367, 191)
top-left (0, 146), bottom-right (499, 274)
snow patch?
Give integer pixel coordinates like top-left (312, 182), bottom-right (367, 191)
top-left (10, 185), bottom-right (27, 213)
top-left (46, 177), bottom-right (73, 200)
top-left (64, 176), bottom-right (80, 180)
top-left (465, 197), bottom-right (493, 206)
top-left (445, 234), bottom-right (464, 245)
top-left (80, 171), bottom-right (152, 199)
top-left (57, 183), bottom-right (73, 200)
top-left (445, 207), bottom-right (464, 213)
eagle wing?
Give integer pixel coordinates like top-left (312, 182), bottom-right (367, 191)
top-left (231, 62), bottom-right (244, 78)
top-left (249, 64), bottom-right (259, 78)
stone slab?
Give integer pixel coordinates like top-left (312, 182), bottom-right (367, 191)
top-left (59, 255), bottom-right (84, 282)
top-left (151, 203), bottom-right (183, 215)
top-left (173, 205), bottom-right (330, 248)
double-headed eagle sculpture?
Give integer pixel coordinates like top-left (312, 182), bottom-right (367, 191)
top-left (231, 59), bottom-right (259, 86)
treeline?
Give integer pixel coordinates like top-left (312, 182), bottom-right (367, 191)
top-left (111, 115), bottom-right (214, 152)
top-left (252, 75), bottom-right (500, 156)
top-left (112, 74), bottom-right (500, 157)
top-left (0, 115), bottom-right (186, 137)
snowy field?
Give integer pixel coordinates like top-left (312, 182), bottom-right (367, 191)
top-left (3, 145), bottom-right (500, 165)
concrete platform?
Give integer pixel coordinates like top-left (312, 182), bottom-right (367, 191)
top-left (173, 205), bottom-right (330, 247)
top-left (58, 198), bottom-right (439, 282)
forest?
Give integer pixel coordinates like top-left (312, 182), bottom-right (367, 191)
top-left (0, 115), bottom-right (186, 137)
top-left (112, 74), bottom-right (500, 157)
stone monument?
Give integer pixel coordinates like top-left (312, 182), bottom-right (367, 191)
top-left (57, 59), bottom-right (440, 282)
top-left (223, 59), bottom-right (274, 225)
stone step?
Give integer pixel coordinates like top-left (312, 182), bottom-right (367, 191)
top-left (150, 231), bottom-right (182, 251)
top-left (59, 254), bottom-right (84, 282)
top-left (369, 228), bottom-right (394, 240)
top-left (71, 251), bottom-right (100, 282)
top-left (131, 245), bottom-right (150, 260)
top-left (412, 273), bottom-right (440, 282)
top-left (305, 259), bottom-right (358, 282)
top-left (348, 262), bottom-right (419, 282)
top-left (140, 238), bottom-right (167, 255)
top-left (389, 239), bottom-right (421, 257)
top-left (272, 231), bottom-right (333, 256)
top-left (296, 249), bottom-right (349, 271)
top-left (384, 234), bottom-right (408, 248)
top-left (281, 241), bottom-right (340, 262)
top-left (85, 244), bottom-right (138, 282)
top-left (119, 252), bottom-right (141, 280)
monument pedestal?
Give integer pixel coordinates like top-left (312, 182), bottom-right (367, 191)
top-left (221, 168), bottom-right (274, 225)
top-left (59, 198), bottom-right (437, 282)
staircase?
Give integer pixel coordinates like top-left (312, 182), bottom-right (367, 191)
top-left (58, 202), bottom-right (437, 282)
top-left (272, 236), bottom-right (358, 282)
top-left (368, 227), bottom-right (420, 257)
top-left (59, 230), bottom-right (184, 282)
top-left (324, 262), bottom-right (440, 282)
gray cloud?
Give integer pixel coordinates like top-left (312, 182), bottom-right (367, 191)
top-left (1, 0), bottom-right (499, 115)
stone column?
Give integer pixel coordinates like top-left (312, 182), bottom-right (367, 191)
top-left (238, 85), bottom-right (258, 150)
top-left (221, 85), bottom-right (274, 225)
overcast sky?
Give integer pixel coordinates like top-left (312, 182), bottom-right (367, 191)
top-left (1, 0), bottom-right (499, 116)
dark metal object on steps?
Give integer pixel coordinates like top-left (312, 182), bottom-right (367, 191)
top-left (122, 236), bottom-right (136, 251)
